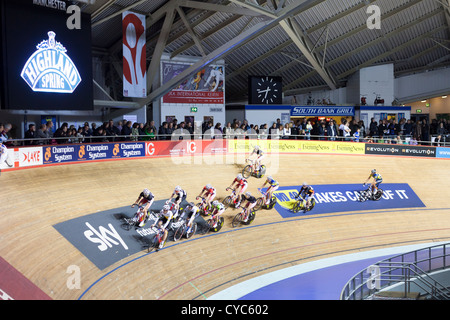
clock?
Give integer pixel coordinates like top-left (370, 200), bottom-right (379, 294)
top-left (248, 76), bottom-right (282, 105)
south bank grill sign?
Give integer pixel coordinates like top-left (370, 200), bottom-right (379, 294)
top-left (21, 31), bottom-right (81, 93)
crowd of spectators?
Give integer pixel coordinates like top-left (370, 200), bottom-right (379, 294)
top-left (1, 116), bottom-right (450, 147)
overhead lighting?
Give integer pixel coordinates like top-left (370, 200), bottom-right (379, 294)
top-left (421, 100), bottom-right (427, 103)
top-left (443, 96), bottom-right (448, 99)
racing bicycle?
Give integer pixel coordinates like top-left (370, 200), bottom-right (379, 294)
top-left (357, 184), bottom-right (384, 202)
top-left (231, 206), bottom-right (256, 228)
top-left (196, 196), bottom-right (212, 216)
top-left (120, 205), bottom-right (150, 231)
top-left (207, 213), bottom-right (224, 232)
top-left (222, 188), bottom-right (240, 209)
top-left (242, 158), bottom-right (266, 179)
top-left (173, 218), bottom-right (198, 241)
top-left (254, 188), bottom-right (277, 211)
top-left (147, 226), bottom-right (166, 253)
top-left (291, 197), bottom-right (316, 213)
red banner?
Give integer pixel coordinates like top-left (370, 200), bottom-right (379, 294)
top-left (145, 140), bottom-right (226, 157)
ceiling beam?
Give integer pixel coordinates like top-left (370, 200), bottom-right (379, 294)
top-left (336, 25), bottom-right (447, 80)
top-left (179, 0), bottom-right (266, 17)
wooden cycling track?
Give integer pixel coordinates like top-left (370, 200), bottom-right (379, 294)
top-left (1, 151), bottom-right (450, 300)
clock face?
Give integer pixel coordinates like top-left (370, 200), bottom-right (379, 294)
top-left (249, 76), bottom-right (282, 104)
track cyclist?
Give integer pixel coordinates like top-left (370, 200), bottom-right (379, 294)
top-left (248, 145), bottom-right (265, 174)
top-left (179, 202), bottom-right (200, 233)
top-left (131, 188), bottom-right (155, 227)
top-left (227, 174), bottom-right (248, 207)
top-left (296, 183), bottom-right (315, 212)
top-left (167, 186), bottom-right (187, 220)
top-left (197, 183), bottom-right (216, 211)
top-left (210, 200), bottom-right (225, 228)
top-left (261, 175), bottom-right (279, 205)
top-left (151, 204), bottom-right (173, 250)
top-left (364, 169), bottom-right (383, 199)
top-left (240, 191), bottom-right (257, 223)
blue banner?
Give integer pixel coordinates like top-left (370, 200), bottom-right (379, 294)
top-left (272, 183), bottom-right (425, 219)
top-left (436, 147), bottom-right (450, 159)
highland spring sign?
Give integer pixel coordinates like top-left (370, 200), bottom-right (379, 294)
top-left (21, 31), bottom-right (82, 93)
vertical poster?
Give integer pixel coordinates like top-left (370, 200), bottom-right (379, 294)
top-left (122, 11), bottom-right (147, 98)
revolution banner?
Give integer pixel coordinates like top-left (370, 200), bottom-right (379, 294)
top-left (272, 183), bottom-right (425, 219)
top-left (365, 143), bottom-right (436, 158)
top-left (122, 11), bottom-right (147, 98)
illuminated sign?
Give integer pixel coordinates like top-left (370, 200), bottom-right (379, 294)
top-left (21, 31), bottom-right (81, 93)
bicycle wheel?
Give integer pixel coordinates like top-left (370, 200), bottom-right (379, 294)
top-left (244, 211), bottom-right (256, 225)
top-left (291, 201), bottom-right (301, 213)
top-left (254, 197), bottom-right (265, 211)
top-left (357, 191), bottom-right (368, 202)
top-left (185, 223), bottom-right (197, 239)
top-left (148, 235), bottom-right (160, 253)
top-left (373, 189), bottom-right (383, 201)
top-left (242, 165), bottom-right (252, 179)
top-left (173, 224), bottom-right (185, 242)
top-left (222, 196), bottom-right (233, 209)
top-left (232, 212), bottom-right (244, 228)
top-left (307, 198), bottom-right (316, 211)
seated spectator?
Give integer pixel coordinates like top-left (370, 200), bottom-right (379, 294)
top-left (409, 136), bottom-right (418, 145)
top-left (54, 123), bottom-right (68, 144)
top-left (282, 123), bottom-right (291, 139)
top-left (121, 121), bottom-right (132, 140)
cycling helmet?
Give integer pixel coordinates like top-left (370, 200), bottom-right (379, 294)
top-left (236, 174), bottom-right (243, 181)
top-left (162, 205), bottom-right (170, 211)
top-left (254, 145), bottom-right (260, 150)
top-left (371, 169), bottom-right (376, 174)
top-left (212, 200), bottom-right (219, 207)
top-left (174, 186), bottom-right (182, 192)
top-left (245, 191), bottom-right (251, 197)
top-left (143, 188), bottom-right (150, 197)
top-left (205, 183), bottom-right (212, 189)
top-left (302, 182), bottom-right (308, 187)
top-left (267, 175), bottom-right (273, 181)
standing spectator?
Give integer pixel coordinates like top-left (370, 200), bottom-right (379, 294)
top-left (159, 122), bottom-right (168, 140)
top-left (318, 121), bottom-right (327, 140)
top-left (343, 121), bottom-right (351, 141)
top-left (328, 120), bottom-right (338, 141)
top-left (404, 119), bottom-right (413, 137)
top-left (369, 118), bottom-right (378, 137)
top-left (437, 122), bottom-right (447, 137)
top-left (305, 120), bottom-right (313, 140)
top-left (352, 128), bottom-right (360, 142)
top-left (54, 123), bottom-right (68, 144)
top-left (421, 119), bottom-right (430, 144)
top-left (36, 124), bottom-right (48, 145)
top-left (131, 123), bottom-right (139, 141)
top-left (46, 121), bottom-right (54, 139)
top-left (24, 124), bottom-right (36, 145)
top-left (1, 123), bottom-right (12, 145)
top-left (414, 121), bottom-right (422, 144)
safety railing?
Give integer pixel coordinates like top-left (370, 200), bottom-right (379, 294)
top-left (341, 243), bottom-right (450, 300)
top-left (3, 131), bottom-right (447, 147)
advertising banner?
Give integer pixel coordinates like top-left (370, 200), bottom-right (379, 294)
top-left (122, 11), bottom-right (147, 98)
top-left (436, 147), bottom-right (450, 159)
top-left (18, 147), bottom-right (43, 167)
top-left (365, 144), bottom-right (436, 158)
top-left (291, 106), bottom-right (355, 117)
top-left (227, 140), bottom-right (365, 155)
top-left (272, 183), bottom-right (425, 219)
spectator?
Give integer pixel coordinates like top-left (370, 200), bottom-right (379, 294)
top-left (121, 121), bottom-right (132, 140)
top-left (318, 121), bottom-right (327, 140)
top-left (46, 121), bottom-right (54, 138)
top-left (24, 124), bottom-right (36, 145)
top-left (328, 120), bottom-right (338, 141)
top-left (131, 122), bottom-right (139, 141)
top-left (404, 119), bottom-right (413, 137)
top-left (421, 119), bottom-right (430, 143)
top-left (414, 120), bottom-right (422, 144)
top-left (437, 122), bottom-right (447, 137)
top-left (369, 118), bottom-right (378, 137)
top-left (410, 136), bottom-right (418, 145)
top-left (1, 123), bottom-right (12, 145)
top-left (282, 123), bottom-right (291, 139)
top-left (54, 123), bottom-right (68, 144)
top-left (36, 124), bottom-right (48, 145)
top-left (93, 126), bottom-right (108, 142)
top-left (305, 120), bottom-right (313, 140)
top-left (159, 122), bottom-right (168, 140)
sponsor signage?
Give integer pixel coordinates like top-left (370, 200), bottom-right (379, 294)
top-left (21, 31), bottom-right (82, 93)
top-left (272, 183), bottom-right (425, 219)
top-left (291, 106), bottom-right (355, 117)
top-left (227, 140), bottom-right (365, 155)
top-left (18, 147), bottom-right (43, 167)
top-left (365, 144), bottom-right (436, 157)
top-left (53, 201), bottom-right (206, 270)
top-left (436, 147), bottom-right (450, 159)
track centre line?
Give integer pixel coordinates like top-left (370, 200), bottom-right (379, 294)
top-left (77, 207), bottom-right (450, 300)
